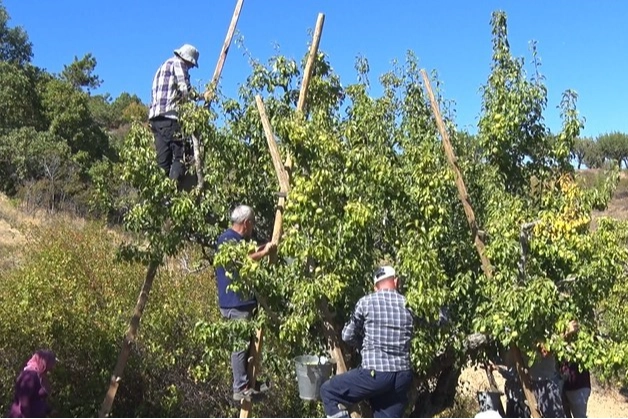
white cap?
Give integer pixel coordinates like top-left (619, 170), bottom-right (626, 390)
top-left (373, 266), bottom-right (396, 284)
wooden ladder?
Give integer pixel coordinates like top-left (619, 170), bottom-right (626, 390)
top-left (239, 12), bottom-right (333, 419)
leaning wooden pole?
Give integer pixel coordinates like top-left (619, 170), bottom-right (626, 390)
top-left (293, 13), bottom-right (359, 415)
top-left (240, 96), bottom-right (290, 419)
top-left (191, 0), bottom-right (245, 192)
top-left (294, 12), bottom-right (349, 376)
top-left (98, 260), bottom-right (160, 417)
top-left (289, 12), bottom-right (352, 378)
top-left (99, 2), bottom-right (245, 417)
top-left (419, 69), bottom-right (541, 418)
top-left (294, 12), bottom-right (349, 375)
top-left (238, 15), bottom-right (326, 418)
top-left (208, 0), bottom-right (244, 100)
top-left (239, 95), bottom-right (290, 418)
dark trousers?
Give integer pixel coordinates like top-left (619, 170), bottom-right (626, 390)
top-left (506, 399), bottom-right (530, 418)
top-left (320, 368), bottom-right (413, 418)
top-left (532, 378), bottom-right (565, 418)
top-left (149, 116), bottom-right (185, 181)
top-left (220, 306), bottom-right (255, 392)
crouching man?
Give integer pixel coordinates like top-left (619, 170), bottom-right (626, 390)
top-left (320, 266), bottom-right (414, 418)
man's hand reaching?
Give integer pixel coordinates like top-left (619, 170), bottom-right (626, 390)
top-left (565, 320), bottom-right (580, 338)
top-left (250, 242), bottom-right (277, 261)
top-left (258, 242), bottom-right (277, 256)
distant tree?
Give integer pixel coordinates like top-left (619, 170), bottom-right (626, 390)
top-left (111, 92), bottom-right (147, 122)
top-left (572, 137), bottom-right (603, 169)
top-left (583, 140), bottom-right (604, 169)
top-left (572, 137), bottom-right (588, 169)
top-left (597, 131), bottom-right (628, 169)
top-left (60, 53), bottom-right (102, 93)
top-left (121, 101), bottom-right (148, 124)
top-left (88, 93), bottom-right (116, 128)
top-left (0, 1), bottom-right (33, 65)
top-left (40, 78), bottom-right (112, 162)
top-left (0, 62), bottom-right (45, 130)
top-left (0, 1), bottom-right (127, 216)
top-left (89, 92), bottom-right (148, 131)
top-left (0, 127), bottom-right (69, 194)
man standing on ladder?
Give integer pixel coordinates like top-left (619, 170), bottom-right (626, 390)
top-left (320, 266), bottom-right (414, 418)
top-left (148, 44), bottom-right (201, 185)
top-left (214, 205), bottom-right (275, 402)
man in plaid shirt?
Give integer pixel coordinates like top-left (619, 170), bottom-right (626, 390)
top-left (148, 44), bottom-right (200, 184)
top-left (320, 266), bottom-right (414, 418)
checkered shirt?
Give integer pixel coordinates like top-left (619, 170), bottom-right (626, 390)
top-left (342, 289), bottom-right (414, 372)
top-left (148, 56), bottom-right (192, 120)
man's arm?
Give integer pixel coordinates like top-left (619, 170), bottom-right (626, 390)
top-left (172, 59), bottom-right (192, 99)
top-left (249, 242), bottom-right (276, 261)
top-left (563, 320), bottom-right (579, 339)
top-left (342, 299), bottom-right (365, 347)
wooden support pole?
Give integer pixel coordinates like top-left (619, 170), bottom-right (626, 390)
top-left (256, 96), bottom-right (290, 193)
top-left (239, 13), bottom-right (334, 418)
top-left (295, 14), bottom-right (363, 416)
top-left (99, 259), bottom-right (160, 417)
top-left (294, 11), bottom-right (349, 373)
top-left (207, 0), bottom-right (245, 101)
top-left (191, 0), bottom-right (245, 192)
top-left (419, 69), bottom-right (540, 418)
top-left (239, 97), bottom-right (290, 419)
top-left (297, 13), bottom-right (325, 113)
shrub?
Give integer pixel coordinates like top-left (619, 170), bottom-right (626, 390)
top-left (0, 219), bottom-right (324, 416)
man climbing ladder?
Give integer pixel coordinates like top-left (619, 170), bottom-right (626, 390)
top-left (148, 44), bottom-right (202, 185)
top-left (214, 205), bottom-right (275, 402)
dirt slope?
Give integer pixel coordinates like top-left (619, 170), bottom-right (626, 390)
top-left (459, 366), bottom-right (628, 418)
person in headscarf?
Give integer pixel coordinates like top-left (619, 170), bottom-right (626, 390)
top-left (7, 350), bottom-right (57, 418)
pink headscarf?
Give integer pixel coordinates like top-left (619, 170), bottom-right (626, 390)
top-left (23, 350), bottom-right (56, 395)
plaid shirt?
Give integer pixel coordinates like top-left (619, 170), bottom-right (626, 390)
top-left (149, 56), bottom-right (192, 120)
top-left (342, 289), bottom-right (413, 372)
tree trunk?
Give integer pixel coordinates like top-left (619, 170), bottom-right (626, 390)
top-left (409, 366), bottom-right (461, 418)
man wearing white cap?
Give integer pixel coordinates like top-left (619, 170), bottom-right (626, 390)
top-left (320, 266), bottom-right (414, 418)
top-left (148, 44), bottom-right (200, 183)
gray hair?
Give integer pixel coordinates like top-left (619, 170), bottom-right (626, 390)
top-left (231, 205), bottom-right (255, 224)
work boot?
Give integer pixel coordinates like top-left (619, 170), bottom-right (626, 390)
top-left (254, 379), bottom-right (272, 393)
top-left (232, 380), bottom-right (271, 402)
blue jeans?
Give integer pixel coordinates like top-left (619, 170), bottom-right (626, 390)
top-left (320, 368), bottom-right (413, 418)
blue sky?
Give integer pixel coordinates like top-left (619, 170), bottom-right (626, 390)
top-left (4, 0), bottom-right (627, 138)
